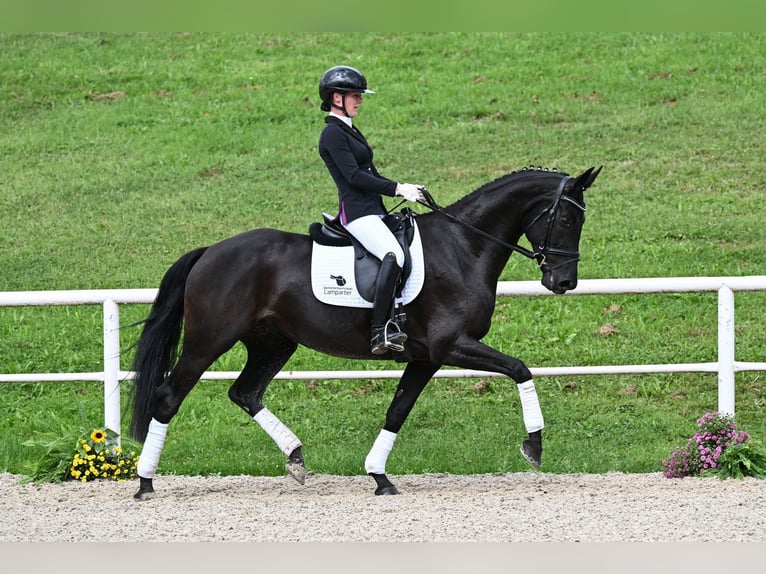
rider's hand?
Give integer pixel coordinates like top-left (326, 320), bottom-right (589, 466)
top-left (396, 183), bottom-right (425, 203)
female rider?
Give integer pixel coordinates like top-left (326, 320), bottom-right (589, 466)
top-left (317, 65), bottom-right (426, 355)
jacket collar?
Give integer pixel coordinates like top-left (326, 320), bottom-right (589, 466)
top-left (325, 115), bottom-right (369, 146)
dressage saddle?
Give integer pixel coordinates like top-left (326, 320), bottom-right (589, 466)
top-left (308, 209), bottom-right (416, 303)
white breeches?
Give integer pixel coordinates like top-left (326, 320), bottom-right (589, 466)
top-left (344, 214), bottom-right (405, 267)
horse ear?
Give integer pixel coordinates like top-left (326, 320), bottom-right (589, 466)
top-left (572, 166), bottom-right (602, 192)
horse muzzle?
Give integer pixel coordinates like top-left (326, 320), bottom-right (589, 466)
top-left (541, 265), bottom-right (578, 294)
top-left (542, 273), bottom-right (577, 295)
top-left (537, 246), bottom-right (580, 294)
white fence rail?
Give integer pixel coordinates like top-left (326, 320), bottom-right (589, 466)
top-left (1, 277), bottom-right (765, 435)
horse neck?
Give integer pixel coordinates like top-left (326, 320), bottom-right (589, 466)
top-left (449, 172), bottom-right (557, 240)
top-left (441, 173), bottom-right (560, 276)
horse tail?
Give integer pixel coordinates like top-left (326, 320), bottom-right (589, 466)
top-left (128, 247), bottom-right (208, 442)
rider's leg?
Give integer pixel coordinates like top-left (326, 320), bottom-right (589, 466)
top-left (369, 252), bottom-right (407, 354)
top-left (343, 214), bottom-right (405, 266)
top-left (343, 215), bottom-right (407, 353)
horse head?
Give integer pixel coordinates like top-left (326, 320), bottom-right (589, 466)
top-left (523, 167), bottom-right (602, 294)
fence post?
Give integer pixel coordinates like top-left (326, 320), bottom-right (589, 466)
top-left (103, 299), bottom-right (121, 437)
top-left (717, 285), bottom-right (735, 416)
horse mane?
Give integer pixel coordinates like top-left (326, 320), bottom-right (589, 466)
top-left (478, 165), bottom-right (570, 192)
top-left (448, 165), bottom-right (569, 211)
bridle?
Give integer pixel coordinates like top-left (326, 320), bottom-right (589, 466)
top-left (521, 176), bottom-right (586, 270)
top-left (414, 175), bottom-right (586, 270)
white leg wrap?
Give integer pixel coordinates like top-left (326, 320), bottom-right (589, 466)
top-left (253, 407), bottom-right (302, 456)
top-left (518, 380), bottom-right (544, 433)
top-left (136, 418), bottom-right (168, 479)
top-left (365, 429), bottom-right (397, 474)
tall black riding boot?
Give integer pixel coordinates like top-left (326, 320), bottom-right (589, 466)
top-left (370, 252), bottom-right (408, 355)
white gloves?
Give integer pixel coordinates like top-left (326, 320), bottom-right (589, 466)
top-left (395, 183), bottom-right (425, 203)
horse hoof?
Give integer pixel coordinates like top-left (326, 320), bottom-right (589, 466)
top-left (520, 441), bottom-right (541, 469)
top-left (134, 489), bottom-right (155, 501)
top-left (133, 476), bottom-right (155, 500)
top-left (285, 461), bottom-right (306, 485)
top-left (374, 485), bottom-right (400, 495)
top-left (370, 473), bottom-right (399, 495)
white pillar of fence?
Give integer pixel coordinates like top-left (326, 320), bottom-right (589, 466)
top-left (717, 285), bottom-right (736, 416)
top-left (1, 277), bottom-right (765, 434)
top-left (102, 299), bottom-right (121, 436)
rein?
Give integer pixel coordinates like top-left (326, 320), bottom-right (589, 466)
top-left (412, 176), bottom-right (582, 268)
top-left (415, 188), bottom-right (538, 260)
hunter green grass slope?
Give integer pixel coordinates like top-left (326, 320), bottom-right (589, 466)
top-left (1, 33), bottom-right (764, 477)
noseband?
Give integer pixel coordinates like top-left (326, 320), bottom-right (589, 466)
top-left (415, 176), bottom-right (585, 269)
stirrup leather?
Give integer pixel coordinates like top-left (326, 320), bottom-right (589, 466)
top-left (371, 319), bottom-right (408, 354)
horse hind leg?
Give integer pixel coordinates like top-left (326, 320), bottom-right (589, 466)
top-left (366, 361), bottom-right (440, 495)
top-left (134, 350), bottom-right (215, 500)
top-left (227, 336), bottom-right (305, 484)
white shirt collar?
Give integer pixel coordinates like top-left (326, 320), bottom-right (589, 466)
top-left (329, 112), bottom-right (352, 128)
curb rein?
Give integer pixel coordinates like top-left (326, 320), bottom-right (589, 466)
top-left (410, 176), bottom-right (585, 270)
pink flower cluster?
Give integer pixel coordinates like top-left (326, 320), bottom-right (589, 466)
top-left (662, 412), bottom-right (750, 479)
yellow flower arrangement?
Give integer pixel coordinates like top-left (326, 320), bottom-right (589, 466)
top-left (23, 425), bottom-right (140, 484)
top-left (70, 428), bottom-right (139, 482)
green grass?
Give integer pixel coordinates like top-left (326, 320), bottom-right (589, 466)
top-left (2, 32), bottom-right (765, 479)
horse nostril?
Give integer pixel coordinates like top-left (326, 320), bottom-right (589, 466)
top-left (558, 279), bottom-right (577, 292)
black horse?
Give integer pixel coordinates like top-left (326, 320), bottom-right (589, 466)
top-left (129, 166), bottom-right (601, 499)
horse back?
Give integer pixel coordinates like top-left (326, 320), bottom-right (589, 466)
top-left (184, 228), bottom-right (312, 308)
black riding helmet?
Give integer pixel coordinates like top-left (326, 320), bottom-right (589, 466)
top-left (319, 65), bottom-right (375, 114)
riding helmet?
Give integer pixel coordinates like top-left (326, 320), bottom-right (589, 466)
top-left (319, 65), bottom-right (375, 111)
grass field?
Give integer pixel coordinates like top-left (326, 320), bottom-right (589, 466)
top-left (1, 32), bottom-right (764, 478)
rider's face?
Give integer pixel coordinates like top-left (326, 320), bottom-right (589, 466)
top-left (334, 91), bottom-right (363, 117)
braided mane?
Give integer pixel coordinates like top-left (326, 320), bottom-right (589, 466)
top-left (448, 166), bottom-right (568, 211)
top-left (474, 165), bottom-right (567, 194)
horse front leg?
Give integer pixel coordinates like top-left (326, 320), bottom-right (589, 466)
top-left (445, 337), bottom-right (544, 469)
top-left (366, 361), bottom-right (440, 495)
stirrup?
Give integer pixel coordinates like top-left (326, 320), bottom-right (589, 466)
top-left (371, 320), bottom-right (408, 355)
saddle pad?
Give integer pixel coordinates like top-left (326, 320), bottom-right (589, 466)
top-left (311, 223), bottom-right (425, 308)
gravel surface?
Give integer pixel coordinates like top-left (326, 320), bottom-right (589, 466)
top-left (2, 471), bottom-right (765, 542)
